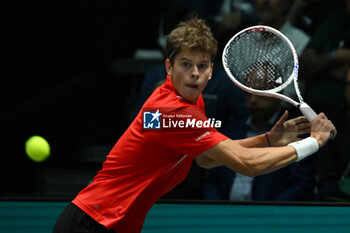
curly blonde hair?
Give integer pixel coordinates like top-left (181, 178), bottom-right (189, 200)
top-left (166, 17), bottom-right (218, 64)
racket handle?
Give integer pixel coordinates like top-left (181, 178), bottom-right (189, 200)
top-left (299, 102), bottom-right (335, 140)
top-left (299, 102), bottom-right (317, 122)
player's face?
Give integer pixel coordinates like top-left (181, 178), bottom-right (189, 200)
top-left (166, 49), bottom-right (213, 104)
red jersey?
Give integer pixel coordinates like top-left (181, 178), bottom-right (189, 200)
top-left (72, 75), bottom-right (228, 233)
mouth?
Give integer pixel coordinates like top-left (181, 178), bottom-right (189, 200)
top-left (186, 83), bottom-right (199, 89)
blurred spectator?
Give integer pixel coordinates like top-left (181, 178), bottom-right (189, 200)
top-left (287, 0), bottom-right (342, 36)
top-left (254, 0), bottom-right (310, 55)
top-left (203, 93), bottom-right (315, 201)
top-left (314, 67), bottom-right (350, 202)
top-left (157, 0), bottom-right (257, 55)
top-left (210, 0), bottom-right (257, 50)
top-left (252, 0), bottom-right (311, 110)
top-left (300, 0), bottom-right (350, 114)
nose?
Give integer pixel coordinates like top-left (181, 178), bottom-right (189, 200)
top-left (191, 65), bottom-right (200, 79)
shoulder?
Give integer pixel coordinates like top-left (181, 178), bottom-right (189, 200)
top-left (282, 21), bottom-right (309, 40)
top-left (281, 21), bottom-right (310, 54)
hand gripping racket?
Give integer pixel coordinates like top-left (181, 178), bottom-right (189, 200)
top-left (222, 25), bottom-right (334, 139)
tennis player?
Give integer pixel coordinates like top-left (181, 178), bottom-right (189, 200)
top-left (53, 17), bottom-right (336, 233)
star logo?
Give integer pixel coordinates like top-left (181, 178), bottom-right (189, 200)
top-left (143, 109), bottom-right (162, 129)
top-left (150, 109), bottom-right (161, 122)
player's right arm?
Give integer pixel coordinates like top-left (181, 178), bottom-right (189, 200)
top-left (195, 113), bottom-right (336, 176)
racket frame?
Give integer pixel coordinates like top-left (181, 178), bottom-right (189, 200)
top-left (222, 25), bottom-right (334, 139)
top-left (222, 25), bottom-right (302, 108)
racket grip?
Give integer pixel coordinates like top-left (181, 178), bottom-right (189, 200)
top-left (299, 102), bottom-right (317, 122)
top-left (300, 102), bottom-right (335, 140)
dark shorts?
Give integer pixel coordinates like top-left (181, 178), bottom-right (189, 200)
top-left (52, 203), bottom-right (115, 233)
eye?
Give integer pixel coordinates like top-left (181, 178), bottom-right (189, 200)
top-left (181, 62), bottom-right (191, 69)
top-left (198, 64), bottom-right (208, 70)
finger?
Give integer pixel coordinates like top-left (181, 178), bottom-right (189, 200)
top-left (293, 116), bottom-right (309, 124)
top-left (287, 116), bottom-right (309, 125)
top-left (318, 112), bottom-right (327, 120)
top-left (297, 127), bottom-right (311, 135)
top-left (296, 122), bottom-right (311, 130)
top-left (284, 116), bottom-right (308, 128)
top-left (276, 110), bottom-right (289, 126)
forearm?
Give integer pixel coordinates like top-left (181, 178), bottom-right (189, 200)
top-left (197, 134), bottom-right (272, 169)
top-left (224, 140), bottom-right (297, 176)
top-left (237, 133), bottom-right (270, 148)
top-left (203, 139), bottom-right (298, 176)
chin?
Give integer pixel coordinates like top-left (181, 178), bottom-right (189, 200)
top-left (182, 91), bottom-right (199, 102)
top-left (183, 95), bottom-right (198, 104)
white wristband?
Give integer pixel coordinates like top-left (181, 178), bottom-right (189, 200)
top-left (288, 137), bottom-right (319, 162)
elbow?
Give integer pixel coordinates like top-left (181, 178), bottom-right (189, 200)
top-left (197, 163), bottom-right (213, 169)
top-left (246, 169), bottom-right (259, 177)
top-left (239, 160), bottom-right (260, 177)
top-left (195, 159), bottom-right (210, 169)
top-left (237, 146), bottom-right (264, 177)
top-left (240, 167), bottom-right (258, 177)
top-left (195, 154), bottom-right (218, 169)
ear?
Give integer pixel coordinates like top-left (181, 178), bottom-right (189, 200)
top-left (165, 59), bottom-right (173, 76)
top-left (208, 62), bottom-right (214, 80)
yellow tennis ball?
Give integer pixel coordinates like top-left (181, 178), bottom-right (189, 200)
top-left (25, 136), bottom-right (51, 162)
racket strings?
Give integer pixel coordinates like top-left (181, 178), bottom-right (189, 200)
top-left (224, 30), bottom-right (294, 91)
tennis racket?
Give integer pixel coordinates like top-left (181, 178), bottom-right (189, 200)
top-left (222, 25), bottom-right (334, 139)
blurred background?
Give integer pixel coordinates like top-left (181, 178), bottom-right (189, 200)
top-left (3, 0), bottom-right (350, 203)
top-left (4, 0), bottom-right (167, 198)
